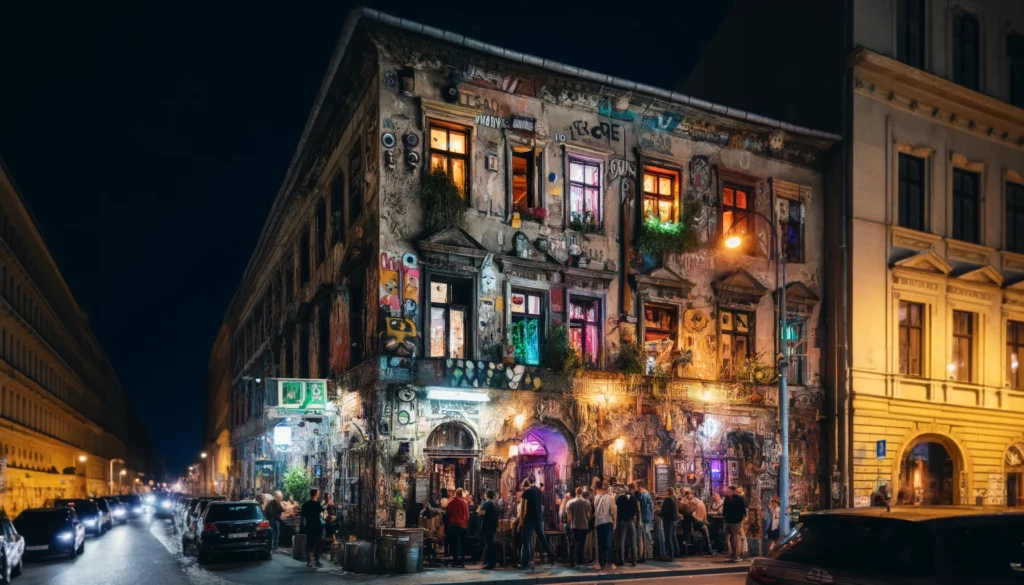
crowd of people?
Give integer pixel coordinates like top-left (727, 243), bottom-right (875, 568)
top-left (259, 488), bottom-right (340, 568)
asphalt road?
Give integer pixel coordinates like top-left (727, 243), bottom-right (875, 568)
top-left (11, 513), bottom-right (748, 585)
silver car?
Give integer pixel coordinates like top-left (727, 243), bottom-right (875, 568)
top-left (747, 506), bottom-right (1024, 584)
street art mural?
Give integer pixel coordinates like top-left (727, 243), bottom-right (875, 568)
top-left (401, 253), bottom-right (420, 321)
top-left (380, 252), bottom-right (402, 316)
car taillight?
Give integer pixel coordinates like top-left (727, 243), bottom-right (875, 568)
top-left (202, 523), bottom-right (218, 533)
top-left (257, 520), bottom-right (270, 531)
top-left (748, 565), bottom-right (777, 584)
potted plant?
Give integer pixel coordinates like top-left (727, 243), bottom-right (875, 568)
top-left (422, 169), bottom-right (465, 234)
top-left (635, 203), bottom-right (701, 256)
top-left (570, 210), bottom-right (599, 234)
top-left (522, 206), bottom-right (548, 223)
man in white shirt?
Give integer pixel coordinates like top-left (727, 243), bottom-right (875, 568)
top-left (682, 489), bottom-right (707, 522)
top-left (592, 482), bottom-right (616, 569)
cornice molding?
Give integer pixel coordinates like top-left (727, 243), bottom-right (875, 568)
top-left (950, 152), bottom-right (985, 173)
top-left (853, 48), bottom-right (1024, 151)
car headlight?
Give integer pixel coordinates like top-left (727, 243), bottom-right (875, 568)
top-left (161, 500), bottom-right (172, 509)
top-left (144, 495), bottom-right (155, 504)
top-left (58, 532), bottom-right (73, 541)
top-left (83, 518), bottom-right (96, 527)
top-left (114, 508), bottom-right (125, 516)
top-left (133, 506), bottom-right (143, 513)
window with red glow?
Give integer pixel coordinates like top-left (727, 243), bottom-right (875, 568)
top-left (569, 297), bottom-right (600, 367)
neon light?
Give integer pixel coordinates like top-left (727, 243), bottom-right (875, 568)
top-left (425, 388), bottom-right (490, 402)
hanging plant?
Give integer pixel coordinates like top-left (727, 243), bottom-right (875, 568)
top-left (615, 340), bottom-right (647, 376)
top-left (422, 169), bottom-right (465, 234)
top-left (547, 325), bottom-right (583, 378)
top-left (635, 202), bottom-right (701, 256)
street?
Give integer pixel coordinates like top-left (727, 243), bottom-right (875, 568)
top-left (11, 514), bottom-right (748, 585)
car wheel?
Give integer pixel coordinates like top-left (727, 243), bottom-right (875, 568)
top-left (76, 542), bottom-right (85, 556)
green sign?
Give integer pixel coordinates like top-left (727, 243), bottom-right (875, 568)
top-left (276, 379), bottom-right (327, 411)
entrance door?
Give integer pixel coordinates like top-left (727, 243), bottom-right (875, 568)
top-left (898, 441), bottom-right (954, 505)
top-left (1008, 473), bottom-right (1022, 507)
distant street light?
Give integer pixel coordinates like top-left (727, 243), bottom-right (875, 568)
top-left (108, 458), bottom-right (125, 496)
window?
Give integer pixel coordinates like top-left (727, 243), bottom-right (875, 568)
top-left (643, 304), bottom-right (677, 343)
top-left (315, 199), bottom-right (327, 265)
top-left (898, 153), bottom-right (927, 231)
top-left (952, 9), bottom-right (980, 90)
top-left (510, 290), bottom-right (544, 365)
top-left (511, 150), bottom-right (535, 214)
top-left (299, 227), bottom-right (310, 285)
top-left (569, 297), bottom-right (600, 367)
top-left (719, 308), bottom-right (753, 377)
top-left (331, 173), bottom-right (345, 244)
top-left (1011, 34), bottom-right (1024, 109)
top-left (784, 199), bottom-right (805, 263)
top-left (298, 325), bottom-right (310, 378)
top-left (952, 310), bottom-right (974, 382)
top-left (897, 0), bottom-right (926, 68)
top-left (428, 278), bottom-right (470, 359)
top-left (1008, 182), bottom-right (1024, 253)
top-left (348, 147), bottom-right (363, 226)
top-left (1009, 321), bottom-right (1024, 389)
top-left (952, 168), bottom-right (980, 243)
top-left (898, 301), bottom-right (924, 376)
top-left (568, 158), bottom-right (601, 229)
top-left (429, 124), bottom-right (469, 197)
top-left (722, 184), bottom-right (752, 254)
top-left (642, 167), bottom-right (677, 223)
top-left (785, 321), bottom-right (807, 384)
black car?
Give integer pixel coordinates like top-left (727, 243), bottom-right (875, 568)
top-left (0, 515), bottom-right (24, 583)
top-left (190, 501), bottom-right (271, 564)
top-left (119, 495), bottom-right (144, 519)
top-left (13, 507), bottom-right (83, 561)
top-left (52, 500), bottom-right (106, 536)
top-left (153, 493), bottom-right (176, 519)
top-left (100, 497), bottom-right (127, 525)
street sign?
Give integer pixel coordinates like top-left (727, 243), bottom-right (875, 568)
top-left (876, 440), bottom-right (886, 459)
top-left (271, 378), bottom-right (327, 412)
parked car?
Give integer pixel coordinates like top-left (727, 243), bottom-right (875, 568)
top-left (100, 497), bottom-right (127, 525)
top-left (52, 500), bottom-right (107, 536)
top-left (13, 507), bottom-right (83, 561)
top-left (746, 506), bottom-right (1024, 585)
top-left (187, 501), bottom-right (271, 564)
top-left (181, 499), bottom-right (199, 527)
top-left (186, 498), bottom-right (226, 529)
top-left (0, 515), bottom-right (24, 583)
top-left (153, 493), bottom-right (177, 519)
top-left (119, 495), bottom-right (144, 519)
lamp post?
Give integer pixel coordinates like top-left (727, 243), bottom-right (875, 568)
top-left (723, 208), bottom-right (791, 536)
top-left (200, 452), bottom-right (208, 496)
top-left (119, 469), bottom-right (127, 493)
top-left (108, 458), bottom-right (125, 496)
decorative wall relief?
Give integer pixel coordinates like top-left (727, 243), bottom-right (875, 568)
top-left (479, 256), bottom-right (502, 359)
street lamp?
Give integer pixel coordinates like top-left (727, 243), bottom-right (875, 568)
top-left (200, 452), bottom-right (208, 496)
top-left (109, 458), bottom-right (125, 496)
top-left (119, 469), bottom-right (127, 492)
top-left (723, 208), bottom-right (791, 536)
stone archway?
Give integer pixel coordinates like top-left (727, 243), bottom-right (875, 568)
top-left (1004, 443), bottom-right (1024, 506)
top-left (893, 432), bottom-right (965, 506)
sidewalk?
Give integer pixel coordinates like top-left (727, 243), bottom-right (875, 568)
top-left (291, 554), bottom-right (751, 585)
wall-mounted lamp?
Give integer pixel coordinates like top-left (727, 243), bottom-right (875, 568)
top-left (613, 437), bottom-right (625, 453)
top-left (513, 414), bottom-right (526, 430)
top-left (508, 445), bottom-right (519, 459)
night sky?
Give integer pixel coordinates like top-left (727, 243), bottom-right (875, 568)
top-left (0, 1), bottom-right (732, 476)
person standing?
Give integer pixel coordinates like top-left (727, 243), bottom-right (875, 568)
top-left (636, 481), bottom-right (654, 562)
top-left (446, 488), bottom-right (470, 568)
top-left (708, 492), bottom-right (724, 517)
top-left (518, 478), bottom-right (555, 570)
top-left (301, 488), bottom-right (326, 568)
top-left (565, 487), bottom-right (591, 568)
top-left (615, 483), bottom-right (639, 567)
top-left (766, 496), bottom-right (781, 550)
top-left (659, 488), bottom-right (680, 560)
top-left (682, 489), bottom-right (713, 554)
top-left (478, 490), bottom-right (499, 569)
top-left (593, 481), bottom-right (616, 569)
top-left (264, 490), bottom-right (285, 552)
top-left (723, 486), bottom-right (747, 563)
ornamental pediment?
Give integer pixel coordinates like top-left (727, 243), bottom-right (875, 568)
top-left (956, 266), bottom-right (1003, 288)
top-left (713, 269), bottom-right (769, 305)
top-left (892, 249), bottom-right (952, 275)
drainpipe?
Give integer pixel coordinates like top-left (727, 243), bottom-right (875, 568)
top-left (840, 0), bottom-right (853, 508)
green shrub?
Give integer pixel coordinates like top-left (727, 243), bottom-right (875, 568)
top-left (615, 340), bottom-right (647, 375)
top-left (635, 203), bottom-right (701, 256)
top-left (282, 467), bottom-right (311, 503)
top-left (547, 325), bottom-right (583, 378)
top-left (422, 170), bottom-right (465, 233)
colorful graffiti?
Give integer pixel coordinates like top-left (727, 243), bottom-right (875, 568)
top-left (380, 252), bottom-right (402, 316)
top-left (382, 315), bottom-right (418, 357)
top-left (418, 358), bottom-right (544, 391)
top-left (401, 253), bottom-right (419, 321)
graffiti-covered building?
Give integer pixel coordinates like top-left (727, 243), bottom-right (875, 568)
top-left (210, 7), bottom-right (839, 541)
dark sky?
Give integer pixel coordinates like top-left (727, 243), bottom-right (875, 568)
top-left (0, 1), bottom-right (732, 475)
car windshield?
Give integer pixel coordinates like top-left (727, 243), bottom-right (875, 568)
top-left (941, 518), bottom-right (1024, 578)
top-left (205, 504), bottom-right (263, 522)
top-left (121, 495), bottom-right (141, 506)
top-left (14, 510), bottom-right (68, 534)
top-left (54, 500), bottom-right (98, 515)
top-left (770, 515), bottom-right (935, 577)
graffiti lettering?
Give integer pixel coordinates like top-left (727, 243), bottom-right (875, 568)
top-left (597, 98), bottom-right (636, 122)
top-left (509, 116), bottom-right (537, 135)
top-left (568, 120), bottom-right (621, 142)
top-left (476, 114), bottom-right (504, 129)
top-left (639, 112), bottom-right (683, 133)
top-left (606, 157), bottom-right (636, 183)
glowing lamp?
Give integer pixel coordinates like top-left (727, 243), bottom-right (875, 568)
top-left (513, 414), bottom-right (526, 430)
top-left (508, 445), bottom-right (519, 459)
top-left (701, 389), bottom-right (712, 402)
top-left (425, 388), bottom-right (490, 402)
top-left (274, 425), bottom-right (292, 446)
top-left (120, 469), bottom-right (127, 476)
top-left (614, 437), bottom-right (625, 453)
top-left (724, 235), bottom-right (742, 249)
top-left (78, 455), bottom-right (87, 463)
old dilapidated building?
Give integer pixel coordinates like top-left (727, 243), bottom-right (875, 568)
top-left (212, 8), bottom-right (839, 543)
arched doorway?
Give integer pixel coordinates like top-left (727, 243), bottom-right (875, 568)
top-left (1005, 445), bottom-right (1024, 506)
top-left (518, 424), bottom-right (574, 529)
top-left (897, 436), bottom-right (957, 505)
top-left (425, 421), bottom-right (479, 504)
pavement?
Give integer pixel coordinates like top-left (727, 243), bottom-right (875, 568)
top-left (12, 514), bottom-right (751, 585)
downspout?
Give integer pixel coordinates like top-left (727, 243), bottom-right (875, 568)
top-left (840, 0), bottom-right (853, 508)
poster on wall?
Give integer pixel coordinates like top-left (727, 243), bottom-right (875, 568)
top-left (271, 379), bottom-right (328, 414)
top-left (654, 464), bottom-right (671, 494)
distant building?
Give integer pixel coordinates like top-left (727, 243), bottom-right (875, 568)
top-left (684, 0), bottom-right (1024, 507)
top-left (209, 8), bottom-right (837, 540)
top-left (0, 159), bottom-right (155, 513)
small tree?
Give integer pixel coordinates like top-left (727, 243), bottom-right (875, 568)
top-left (282, 467), bottom-right (311, 503)
top-left (547, 325), bottom-right (583, 378)
top-left (422, 169), bottom-right (465, 234)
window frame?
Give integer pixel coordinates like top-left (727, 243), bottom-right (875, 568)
top-left (952, 8), bottom-right (981, 91)
top-left (896, 0), bottom-right (926, 69)
top-left (1007, 180), bottom-right (1024, 254)
top-left (315, 198), bottom-right (327, 266)
top-left (568, 295), bottom-right (601, 368)
top-left (1007, 320), bottom-right (1024, 389)
top-left (510, 288), bottom-right (546, 366)
top-left (567, 156), bottom-right (603, 231)
top-left (298, 225), bottom-right (311, 286)
top-left (718, 307), bottom-right (755, 378)
top-left (348, 145), bottom-right (364, 227)
top-left (1010, 32), bottom-right (1024, 109)
top-left (784, 320), bottom-right (808, 385)
top-left (641, 166), bottom-right (679, 224)
top-left (427, 276), bottom-right (472, 359)
top-left (510, 149), bottom-right (537, 216)
top-left (898, 300), bottom-right (925, 377)
top-left (428, 121), bottom-right (471, 202)
top-left (952, 167), bottom-right (981, 244)
top-left (951, 309), bottom-right (974, 383)
top-left (721, 182), bottom-right (754, 256)
top-left (784, 198), bottom-right (805, 263)
top-left (898, 153), bottom-right (927, 232)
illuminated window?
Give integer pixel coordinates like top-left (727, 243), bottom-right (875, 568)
top-left (952, 9), bottom-right (980, 91)
top-left (1007, 321), bottom-right (1024, 389)
top-left (643, 304), bottom-right (677, 343)
top-left (511, 150), bottom-right (535, 214)
top-left (952, 310), bottom-right (974, 382)
top-left (719, 309), bottom-right (753, 377)
top-left (510, 290), bottom-right (544, 365)
top-left (898, 301), bottom-right (924, 376)
top-left (722, 184), bottom-right (752, 254)
top-left (952, 168), bottom-right (979, 244)
top-left (569, 297), bottom-right (600, 367)
top-left (784, 321), bottom-right (807, 384)
top-left (428, 278), bottom-right (470, 359)
top-left (642, 167), bottom-right (677, 223)
top-left (784, 200), bottom-right (805, 263)
top-left (429, 124), bottom-right (469, 198)
top-left (568, 158), bottom-right (601, 229)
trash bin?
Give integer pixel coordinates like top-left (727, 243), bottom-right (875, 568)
top-left (393, 538), bottom-right (422, 573)
top-left (344, 541), bottom-right (375, 573)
